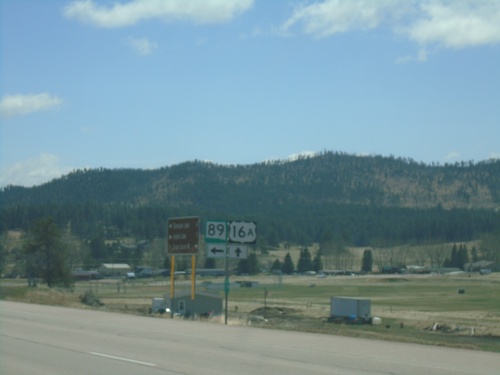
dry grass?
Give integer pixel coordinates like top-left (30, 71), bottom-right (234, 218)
top-left (2, 272), bottom-right (500, 352)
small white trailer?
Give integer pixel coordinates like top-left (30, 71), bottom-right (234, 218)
top-left (330, 297), bottom-right (371, 318)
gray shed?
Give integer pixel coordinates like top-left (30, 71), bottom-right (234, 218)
top-left (165, 291), bottom-right (223, 317)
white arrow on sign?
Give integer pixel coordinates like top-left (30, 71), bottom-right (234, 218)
top-left (206, 244), bottom-right (226, 258)
top-left (229, 245), bottom-right (248, 259)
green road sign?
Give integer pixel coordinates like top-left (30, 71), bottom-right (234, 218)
top-left (205, 220), bottom-right (227, 243)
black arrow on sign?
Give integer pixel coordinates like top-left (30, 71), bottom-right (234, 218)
top-left (210, 247), bottom-right (224, 255)
top-left (235, 247), bottom-right (242, 257)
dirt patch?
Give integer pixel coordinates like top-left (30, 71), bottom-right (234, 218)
top-left (250, 306), bottom-right (301, 319)
top-left (378, 278), bottom-right (410, 282)
top-left (377, 308), bottom-right (500, 338)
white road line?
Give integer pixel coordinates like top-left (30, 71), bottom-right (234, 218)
top-left (89, 352), bottom-right (157, 367)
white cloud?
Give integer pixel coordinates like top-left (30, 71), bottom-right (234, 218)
top-left (489, 153), bottom-right (500, 160)
top-left (445, 151), bottom-right (460, 160)
top-left (281, 0), bottom-right (396, 38)
top-left (281, 0), bottom-right (500, 50)
top-left (128, 37), bottom-right (157, 55)
top-left (287, 151), bottom-right (316, 161)
top-left (0, 93), bottom-right (62, 118)
top-left (0, 154), bottom-right (73, 187)
top-left (407, 1), bottom-right (500, 48)
top-left (396, 47), bottom-right (428, 63)
top-left (63, 0), bottom-right (254, 28)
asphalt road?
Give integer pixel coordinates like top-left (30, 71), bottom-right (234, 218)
top-left (1, 301), bottom-right (499, 375)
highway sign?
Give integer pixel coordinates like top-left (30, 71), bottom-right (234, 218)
top-left (167, 217), bottom-right (199, 255)
top-left (205, 220), bottom-right (227, 243)
top-left (206, 244), bottom-right (226, 258)
top-left (229, 245), bottom-right (248, 259)
top-left (229, 221), bottom-right (257, 244)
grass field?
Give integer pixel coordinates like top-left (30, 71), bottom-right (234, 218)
top-left (2, 272), bottom-right (499, 352)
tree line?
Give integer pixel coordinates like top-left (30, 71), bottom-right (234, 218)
top-left (3, 215), bottom-right (498, 288)
top-left (2, 202), bottom-right (499, 248)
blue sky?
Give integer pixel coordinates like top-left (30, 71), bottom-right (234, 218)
top-left (1, 0), bottom-right (499, 187)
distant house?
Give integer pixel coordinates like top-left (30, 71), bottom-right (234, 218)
top-left (99, 263), bottom-right (131, 277)
top-left (406, 265), bottom-right (429, 274)
top-left (72, 269), bottom-right (99, 280)
top-left (465, 260), bottom-right (499, 273)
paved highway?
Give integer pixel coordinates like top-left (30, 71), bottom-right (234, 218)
top-left (1, 301), bottom-right (498, 374)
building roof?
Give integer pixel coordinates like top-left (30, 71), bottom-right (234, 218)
top-left (465, 260), bottom-right (494, 269)
top-left (100, 263), bottom-right (131, 269)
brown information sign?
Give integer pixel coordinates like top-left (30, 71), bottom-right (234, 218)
top-left (167, 217), bottom-right (200, 255)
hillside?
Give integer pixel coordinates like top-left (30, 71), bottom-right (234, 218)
top-left (1, 151), bottom-right (500, 246)
top-left (2, 151), bottom-right (500, 209)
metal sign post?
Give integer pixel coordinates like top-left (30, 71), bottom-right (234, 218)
top-left (224, 242), bottom-right (230, 325)
top-left (205, 220), bottom-right (256, 325)
top-left (205, 220), bottom-right (230, 324)
top-left (170, 255), bottom-right (175, 300)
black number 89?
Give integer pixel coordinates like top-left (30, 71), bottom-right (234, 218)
top-left (207, 223), bottom-right (225, 237)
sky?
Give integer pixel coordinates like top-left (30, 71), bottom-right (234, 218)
top-left (1, 0), bottom-right (500, 187)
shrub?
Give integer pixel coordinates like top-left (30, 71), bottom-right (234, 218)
top-left (80, 290), bottom-right (104, 307)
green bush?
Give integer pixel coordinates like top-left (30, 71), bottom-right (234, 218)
top-left (80, 290), bottom-right (104, 307)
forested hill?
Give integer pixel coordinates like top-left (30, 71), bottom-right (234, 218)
top-left (2, 152), bottom-right (500, 246)
top-left (2, 151), bottom-right (500, 210)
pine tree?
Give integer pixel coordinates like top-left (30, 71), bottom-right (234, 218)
top-left (0, 242), bottom-right (5, 277)
top-left (457, 244), bottom-right (469, 270)
top-left (204, 257), bottom-right (216, 269)
top-left (237, 253), bottom-right (259, 275)
top-left (361, 249), bottom-right (373, 273)
top-left (23, 217), bottom-right (72, 288)
top-left (247, 252), bottom-right (260, 275)
top-left (450, 244), bottom-right (459, 267)
top-left (471, 246), bottom-right (479, 262)
top-left (297, 247), bottom-right (313, 273)
top-left (237, 259), bottom-right (249, 275)
top-left (282, 252), bottom-right (295, 275)
top-left (271, 259), bottom-right (282, 272)
top-left (312, 252), bottom-right (323, 273)
top-left (90, 235), bottom-right (107, 263)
